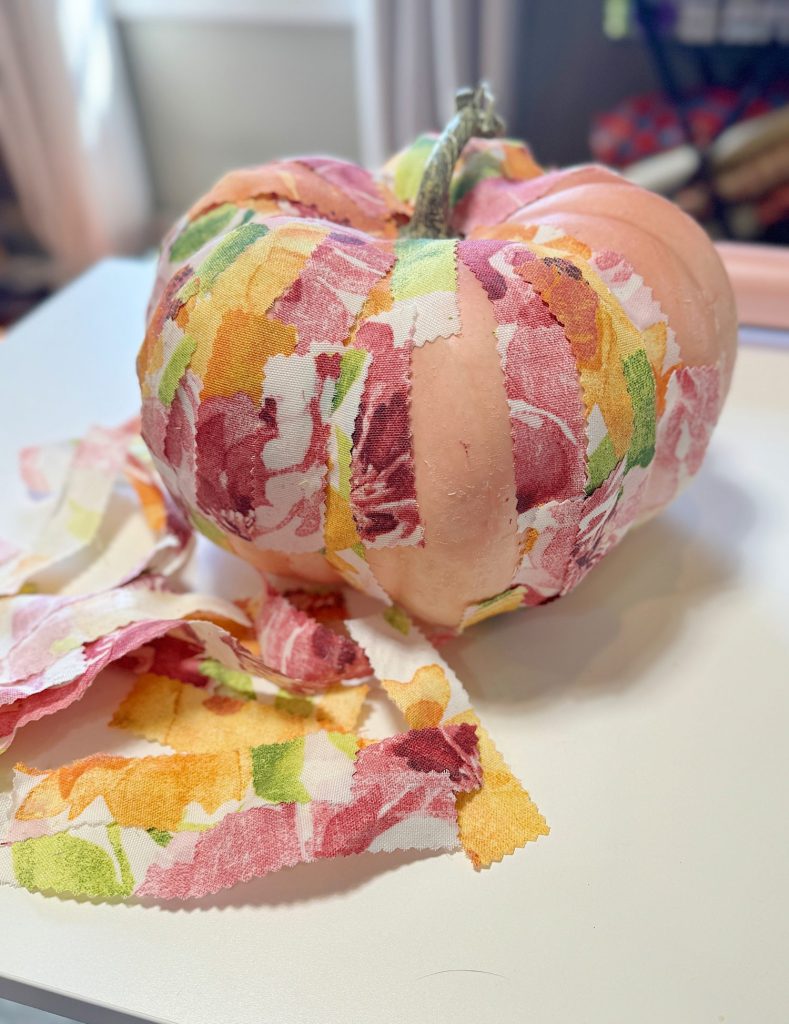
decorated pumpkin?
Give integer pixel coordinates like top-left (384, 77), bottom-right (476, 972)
top-left (138, 85), bottom-right (737, 630)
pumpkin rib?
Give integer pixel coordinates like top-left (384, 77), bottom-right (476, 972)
top-left (366, 262), bottom-right (520, 627)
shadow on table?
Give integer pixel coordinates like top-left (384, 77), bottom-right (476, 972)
top-left (35, 847), bottom-right (443, 912)
top-left (147, 848), bottom-right (445, 911)
top-left (446, 456), bottom-right (757, 710)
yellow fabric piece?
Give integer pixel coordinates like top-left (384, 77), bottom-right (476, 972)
top-left (15, 750), bottom-right (249, 831)
top-left (187, 223), bottom-right (328, 382)
top-left (381, 664), bottom-right (452, 729)
top-left (65, 501), bottom-right (101, 542)
top-left (324, 481), bottom-right (361, 552)
top-left (379, 659), bottom-right (548, 868)
top-left (346, 270), bottom-right (394, 345)
top-left (460, 587), bottom-right (526, 631)
top-left (448, 709), bottom-right (549, 869)
top-left (111, 673), bottom-right (368, 752)
top-left (201, 308), bottom-right (297, 401)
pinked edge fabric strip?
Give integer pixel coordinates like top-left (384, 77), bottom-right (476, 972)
top-left (0, 725), bottom-right (482, 900)
top-left (347, 609), bottom-right (549, 868)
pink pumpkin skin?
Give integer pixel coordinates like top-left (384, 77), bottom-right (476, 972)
top-left (229, 167), bottom-right (737, 627)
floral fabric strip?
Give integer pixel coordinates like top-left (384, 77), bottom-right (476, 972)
top-left (186, 160), bottom-right (402, 239)
top-left (346, 609), bottom-right (548, 868)
top-left (2, 427), bottom-right (191, 600)
top-left (0, 615), bottom-right (252, 754)
top-left (0, 582), bottom-right (248, 687)
top-left (4, 728), bottom-right (362, 839)
top-left (458, 238), bottom-right (587, 519)
top-left (0, 576), bottom-right (377, 750)
top-left (0, 613), bottom-right (246, 754)
top-left (255, 587), bottom-right (371, 686)
top-left (347, 313), bottom-right (420, 548)
top-left (111, 672), bottom-right (369, 752)
top-left (0, 423), bottom-right (132, 595)
top-left (0, 725), bottom-right (481, 900)
top-left (269, 230), bottom-right (394, 352)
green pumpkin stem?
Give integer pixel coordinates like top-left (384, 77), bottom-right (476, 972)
top-left (403, 82), bottom-right (506, 240)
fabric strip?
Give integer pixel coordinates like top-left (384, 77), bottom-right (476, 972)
top-left (347, 609), bottom-right (548, 867)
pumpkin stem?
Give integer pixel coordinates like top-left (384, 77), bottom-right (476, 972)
top-left (403, 82), bottom-right (505, 240)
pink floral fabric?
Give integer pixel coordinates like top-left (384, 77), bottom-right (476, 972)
top-left (255, 588), bottom-right (370, 692)
top-left (137, 724), bottom-right (481, 900)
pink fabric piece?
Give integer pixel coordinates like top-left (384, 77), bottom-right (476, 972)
top-left (642, 364), bottom-right (722, 517)
top-left (0, 578), bottom-right (167, 684)
top-left (194, 348), bottom-right (343, 549)
top-left (590, 249), bottom-right (671, 334)
top-left (194, 391), bottom-right (280, 542)
top-left (137, 724), bottom-right (481, 899)
top-left (452, 171), bottom-right (568, 234)
top-left (270, 229), bottom-right (394, 351)
top-left (119, 633), bottom-right (211, 688)
top-left (137, 804), bottom-right (302, 899)
top-left (453, 165), bottom-right (632, 235)
top-left (160, 370), bottom-right (201, 513)
top-left (459, 240), bottom-right (587, 515)
top-left (513, 496), bottom-right (585, 604)
top-left (349, 322), bottom-right (421, 548)
top-left (297, 158), bottom-right (398, 222)
top-left (2, 591), bottom-right (82, 652)
top-left (255, 590), bottom-right (370, 693)
top-left (0, 617), bottom-right (203, 749)
top-left (562, 461), bottom-right (627, 594)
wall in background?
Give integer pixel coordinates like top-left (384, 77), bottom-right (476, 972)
top-left (117, 0), bottom-right (660, 222)
top-left (118, 14), bottom-right (359, 220)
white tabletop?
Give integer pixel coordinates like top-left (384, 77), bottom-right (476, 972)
top-left (0, 259), bottom-right (788, 1024)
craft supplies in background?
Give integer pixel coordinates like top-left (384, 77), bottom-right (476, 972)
top-left (598, 0), bottom-right (789, 244)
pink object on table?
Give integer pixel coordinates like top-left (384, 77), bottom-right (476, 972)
top-left (716, 242), bottom-right (789, 329)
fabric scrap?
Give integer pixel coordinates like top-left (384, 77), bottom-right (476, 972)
top-left (0, 423), bottom-right (138, 595)
top-left (111, 672), bottom-right (368, 752)
top-left (255, 588), bottom-right (370, 689)
top-left (1, 725), bottom-right (481, 900)
top-left (4, 728), bottom-right (365, 840)
top-left (459, 238), bottom-right (587, 519)
top-left (347, 610), bottom-right (548, 867)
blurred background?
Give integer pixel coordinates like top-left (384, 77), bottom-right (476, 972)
top-left (1, 0), bottom-right (788, 327)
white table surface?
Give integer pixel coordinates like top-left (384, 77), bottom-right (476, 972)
top-left (0, 259), bottom-right (788, 1024)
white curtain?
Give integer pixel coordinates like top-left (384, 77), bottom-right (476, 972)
top-left (355, 0), bottom-right (519, 169)
top-left (0, 0), bottom-right (152, 280)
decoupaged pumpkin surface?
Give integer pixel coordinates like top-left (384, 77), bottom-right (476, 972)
top-left (138, 113), bottom-right (737, 630)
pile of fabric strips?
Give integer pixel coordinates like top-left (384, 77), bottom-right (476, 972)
top-left (0, 425), bottom-right (547, 901)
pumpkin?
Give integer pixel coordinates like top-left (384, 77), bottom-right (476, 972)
top-left (138, 85), bottom-right (736, 630)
